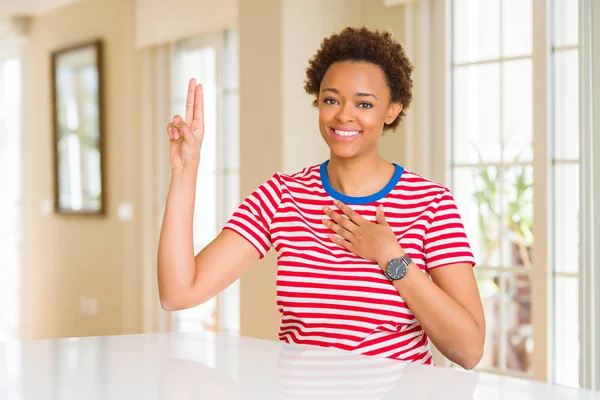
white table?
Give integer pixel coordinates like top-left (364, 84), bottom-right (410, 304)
top-left (0, 330), bottom-right (598, 399)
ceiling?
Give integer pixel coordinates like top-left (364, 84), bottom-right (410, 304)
top-left (0, 0), bottom-right (410, 17)
top-left (0, 0), bottom-right (82, 16)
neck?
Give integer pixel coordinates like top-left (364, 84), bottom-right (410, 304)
top-left (326, 153), bottom-right (396, 198)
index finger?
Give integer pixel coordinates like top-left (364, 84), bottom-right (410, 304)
top-left (333, 200), bottom-right (364, 225)
top-left (185, 78), bottom-right (196, 124)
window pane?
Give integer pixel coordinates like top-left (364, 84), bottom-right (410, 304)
top-left (222, 92), bottom-right (239, 171)
top-left (504, 273), bottom-right (533, 375)
top-left (453, 64), bottom-right (501, 164)
top-left (194, 172), bottom-right (218, 248)
top-left (0, 234), bottom-right (20, 290)
top-left (553, 50), bottom-right (579, 160)
top-left (199, 56), bottom-right (218, 174)
top-left (453, 167), bottom-right (502, 267)
top-left (223, 171), bottom-right (240, 220)
top-left (223, 28), bottom-right (239, 91)
top-left (0, 59), bottom-right (21, 341)
top-left (502, 0), bottom-right (533, 57)
top-left (200, 81), bottom-right (218, 173)
top-left (503, 166), bottom-right (534, 269)
top-left (172, 44), bottom-right (217, 172)
top-left (0, 291), bottom-right (20, 341)
top-left (553, 0), bottom-right (579, 47)
top-left (553, 276), bottom-right (579, 387)
top-left (503, 59), bottom-right (533, 163)
top-left (553, 164), bottom-right (579, 274)
top-left (219, 279), bottom-right (240, 335)
top-left (475, 269), bottom-right (501, 370)
top-left (172, 292), bottom-right (217, 332)
top-left (453, 0), bottom-right (501, 64)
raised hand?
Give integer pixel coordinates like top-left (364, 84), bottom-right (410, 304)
top-left (166, 78), bottom-right (205, 170)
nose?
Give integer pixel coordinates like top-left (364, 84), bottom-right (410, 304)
top-left (335, 102), bottom-right (355, 124)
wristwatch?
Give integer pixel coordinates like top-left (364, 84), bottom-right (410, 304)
top-left (384, 254), bottom-right (413, 281)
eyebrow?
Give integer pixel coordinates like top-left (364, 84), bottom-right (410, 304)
top-left (321, 88), bottom-right (378, 100)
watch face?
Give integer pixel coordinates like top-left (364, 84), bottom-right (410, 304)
top-left (386, 258), bottom-right (407, 280)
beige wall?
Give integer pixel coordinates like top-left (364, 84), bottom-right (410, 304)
top-left (135, 0), bottom-right (237, 48)
top-left (361, 0), bottom-right (408, 165)
top-left (237, 0), bottom-right (285, 341)
top-left (21, 0), bottom-right (140, 339)
top-left (282, 0), bottom-right (363, 173)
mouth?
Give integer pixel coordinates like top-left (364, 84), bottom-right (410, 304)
top-left (328, 127), bottom-right (362, 141)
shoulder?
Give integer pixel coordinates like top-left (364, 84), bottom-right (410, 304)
top-left (249, 164), bottom-right (322, 202)
top-left (393, 168), bottom-right (462, 217)
top-left (398, 168), bottom-right (452, 198)
top-left (270, 163), bottom-right (322, 187)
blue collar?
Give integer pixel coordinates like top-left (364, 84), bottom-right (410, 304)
top-left (320, 160), bottom-right (404, 205)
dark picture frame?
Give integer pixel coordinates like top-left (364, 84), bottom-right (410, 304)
top-left (51, 39), bottom-right (105, 216)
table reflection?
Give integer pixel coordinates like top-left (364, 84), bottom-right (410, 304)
top-left (158, 334), bottom-right (478, 400)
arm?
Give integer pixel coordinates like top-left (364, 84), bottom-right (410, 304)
top-left (158, 223), bottom-right (259, 311)
top-left (157, 79), bottom-right (260, 311)
top-left (383, 255), bottom-right (485, 369)
top-left (381, 190), bottom-right (484, 369)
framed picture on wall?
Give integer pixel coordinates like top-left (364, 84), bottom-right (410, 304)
top-left (51, 39), bottom-right (105, 216)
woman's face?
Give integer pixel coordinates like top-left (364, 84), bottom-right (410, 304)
top-left (317, 61), bottom-right (402, 160)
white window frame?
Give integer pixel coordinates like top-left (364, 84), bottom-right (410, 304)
top-left (0, 31), bottom-right (24, 400)
top-left (579, 0), bottom-right (599, 390)
top-left (0, 35), bottom-right (24, 342)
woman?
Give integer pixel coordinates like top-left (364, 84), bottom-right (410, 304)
top-left (158, 27), bottom-right (485, 369)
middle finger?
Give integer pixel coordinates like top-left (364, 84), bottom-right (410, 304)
top-left (323, 207), bottom-right (357, 233)
top-left (185, 78), bottom-right (196, 125)
top-left (192, 84), bottom-right (204, 133)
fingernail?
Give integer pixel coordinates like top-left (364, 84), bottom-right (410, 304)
top-left (323, 207), bottom-right (330, 212)
top-left (173, 116), bottom-right (180, 124)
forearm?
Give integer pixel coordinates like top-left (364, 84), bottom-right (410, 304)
top-left (394, 265), bottom-right (483, 368)
top-left (378, 253), bottom-right (483, 369)
top-left (157, 168), bottom-right (198, 307)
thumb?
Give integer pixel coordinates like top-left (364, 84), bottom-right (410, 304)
top-left (173, 115), bottom-right (196, 144)
top-left (376, 204), bottom-right (388, 226)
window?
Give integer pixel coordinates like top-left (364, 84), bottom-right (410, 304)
top-left (450, 0), bottom-right (582, 385)
top-left (0, 57), bottom-right (22, 342)
top-left (0, 51), bottom-right (22, 400)
top-left (169, 29), bottom-right (240, 335)
top-left (451, 0), bottom-right (535, 377)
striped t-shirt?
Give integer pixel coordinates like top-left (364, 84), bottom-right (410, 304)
top-left (224, 161), bottom-right (476, 364)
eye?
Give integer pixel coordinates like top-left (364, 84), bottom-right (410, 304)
top-left (323, 97), bottom-right (339, 105)
top-left (358, 102), bottom-right (373, 109)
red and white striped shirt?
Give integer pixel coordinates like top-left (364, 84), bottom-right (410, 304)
top-left (224, 161), bottom-right (476, 364)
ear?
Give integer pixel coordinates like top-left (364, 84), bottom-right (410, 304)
top-left (385, 103), bottom-right (403, 125)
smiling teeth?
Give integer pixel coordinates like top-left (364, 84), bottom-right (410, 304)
top-left (334, 129), bottom-right (360, 136)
